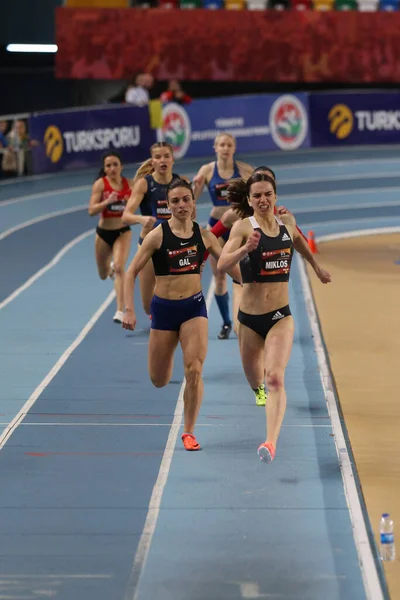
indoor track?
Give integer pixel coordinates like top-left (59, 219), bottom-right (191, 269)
top-left (1, 146), bottom-right (399, 600)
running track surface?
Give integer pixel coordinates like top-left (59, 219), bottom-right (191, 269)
top-left (1, 146), bottom-right (398, 600)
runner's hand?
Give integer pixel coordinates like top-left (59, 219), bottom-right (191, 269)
top-left (315, 265), bottom-right (331, 284)
top-left (106, 192), bottom-right (119, 205)
top-left (142, 216), bottom-right (157, 231)
top-left (276, 205), bottom-right (292, 216)
top-left (122, 310), bottom-right (137, 331)
top-left (245, 230), bottom-right (261, 253)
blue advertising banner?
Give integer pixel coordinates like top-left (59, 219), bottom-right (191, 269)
top-left (159, 93), bottom-right (310, 159)
top-left (29, 105), bottom-right (156, 174)
top-left (310, 92), bottom-right (400, 147)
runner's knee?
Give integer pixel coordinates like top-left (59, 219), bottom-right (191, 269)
top-left (265, 368), bottom-right (284, 392)
top-left (150, 373), bottom-right (170, 388)
top-left (184, 359), bottom-right (203, 387)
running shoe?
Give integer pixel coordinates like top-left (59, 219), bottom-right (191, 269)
top-left (257, 442), bottom-right (276, 463)
top-left (254, 384), bottom-right (267, 407)
top-left (182, 433), bottom-right (201, 451)
top-left (218, 324), bottom-right (232, 340)
top-left (113, 310), bottom-right (124, 324)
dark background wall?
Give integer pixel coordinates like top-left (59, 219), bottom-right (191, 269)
top-left (1, 1), bottom-right (400, 116)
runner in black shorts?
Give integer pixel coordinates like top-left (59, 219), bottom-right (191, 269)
top-left (88, 151), bottom-right (132, 324)
top-left (218, 172), bottom-right (331, 464)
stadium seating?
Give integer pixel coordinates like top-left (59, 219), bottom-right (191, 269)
top-left (292, 0), bottom-right (313, 8)
top-left (225, 0), bottom-right (246, 8)
top-left (203, 0), bottom-right (224, 7)
top-left (158, 0), bottom-right (179, 7)
top-left (313, 0), bottom-right (335, 9)
top-left (380, 0), bottom-right (398, 9)
top-left (335, 0), bottom-right (357, 8)
top-left (77, 0), bottom-right (400, 11)
top-left (246, 0), bottom-right (268, 8)
top-left (180, 0), bottom-right (202, 7)
top-left (269, 0), bottom-right (290, 7)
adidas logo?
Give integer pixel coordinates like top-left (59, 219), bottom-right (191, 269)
top-left (272, 311), bottom-right (284, 321)
top-left (282, 233), bottom-right (290, 241)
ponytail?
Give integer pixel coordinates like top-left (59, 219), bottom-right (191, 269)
top-left (97, 166), bottom-right (106, 180)
top-left (227, 178), bottom-right (253, 219)
top-left (132, 158), bottom-right (154, 183)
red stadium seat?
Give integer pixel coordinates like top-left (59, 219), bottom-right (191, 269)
top-left (292, 0), bottom-right (312, 8)
top-left (158, 0), bottom-right (179, 7)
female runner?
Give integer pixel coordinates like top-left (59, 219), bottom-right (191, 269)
top-left (88, 151), bottom-right (132, 323)
top-left (218, 173), bottom-right (331, 463)
top-left (122, 179), bottom-right (241, 451)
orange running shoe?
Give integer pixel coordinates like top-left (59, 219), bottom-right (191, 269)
top-left (182, 433), bottom-right (201, 451)
top-left (257, 442), bottom-right (276, 463)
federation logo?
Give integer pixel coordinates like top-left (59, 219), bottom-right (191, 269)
top-left (269, 95), bottom-right (308, 150)
top-left (44, 125), bottom-right (63, 163)
top-left (328, 104), bottom-right (354, 139)
top-left (160, 103), bottom-right (191, 159)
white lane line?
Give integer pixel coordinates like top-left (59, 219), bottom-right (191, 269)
top-left (316, 225), bottom-right (400, 243)
top-left (0, 186), bottom-right (90, 207)
top-left (0, 205), bottom-right (87, 241)
top-left (0, 289), bottom-right (116, 451)
top-left (0, 575), bottom-right (112, 579)
top-left (285, 199), bottom-right (400, 214)
top-left (280, 184), bottom-right (400, 201)
top-left (274, 154), bottom-right (400, 171)
top-left (0, 229), bottom-right (94, 311)
top-left (298, 215), bottom-right (400, 234)
top-left (277, 169), bottom-right (400, 185)
top-left (13, 422), bottom-right (332, 428)
top-left (297, 252), bottom-right (384, 600)
top-left (124, 278), bottom-right (216, 600)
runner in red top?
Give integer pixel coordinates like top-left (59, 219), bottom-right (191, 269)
top-left (88, 151), bottom-right (132, 324)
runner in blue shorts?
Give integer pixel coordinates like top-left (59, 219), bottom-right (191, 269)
top-left (122, 179), bottom-right (241, 452)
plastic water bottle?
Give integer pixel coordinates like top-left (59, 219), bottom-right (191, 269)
top-left (380, 513), bottom-right (395, 561)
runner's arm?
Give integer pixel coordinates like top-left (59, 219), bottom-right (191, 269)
top-left (121, 178), bottom-right (154, 227)
top-left (88, 179), bottom-right (110, 216)
top-left (201, 229), bottom-right (242, 284)
top-left (123, 227), bottom-right (162, 318)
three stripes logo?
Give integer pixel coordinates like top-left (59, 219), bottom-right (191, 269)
top-left (272, 311), bottom-right (285, 321)
top-left (282, 233), bottom-right (291, 242)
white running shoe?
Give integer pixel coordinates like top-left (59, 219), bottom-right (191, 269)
top-left (113, 310), bottom-right (124, 324)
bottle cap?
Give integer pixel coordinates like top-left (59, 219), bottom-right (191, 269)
top-left (382, 513), bottom-right (389, 518)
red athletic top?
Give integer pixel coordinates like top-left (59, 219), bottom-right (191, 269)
top-left (101, 176), bottom-right (131, 219)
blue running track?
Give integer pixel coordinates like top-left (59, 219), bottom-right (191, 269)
top-left (0, 146), bottom-right (398, 600)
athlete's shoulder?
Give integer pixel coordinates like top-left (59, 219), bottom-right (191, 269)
top-left (92, 177), bottom-right (105, 192)
top-left (280, 213), bottom-right (296, 228)
top-left (200, 162), bottom-right (214, 177)
top-left (144, 223), bottom-right (163, 248)
top-left (133, 176), bottom-right (149, 193)
top-left (231, 217), bottom-right (251, 235)
top-left (237, 160), bottom-right (254, 179)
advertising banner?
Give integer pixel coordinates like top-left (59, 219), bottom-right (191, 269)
top-left (310, 92), bottom-right (400, 147)
top-left (159, 93), bottom-right (310, 159)
top-left (29, 105), bottom-right (156, 174)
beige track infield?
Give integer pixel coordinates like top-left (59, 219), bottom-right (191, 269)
top-left (306, 233), bottom-right (400, 599)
